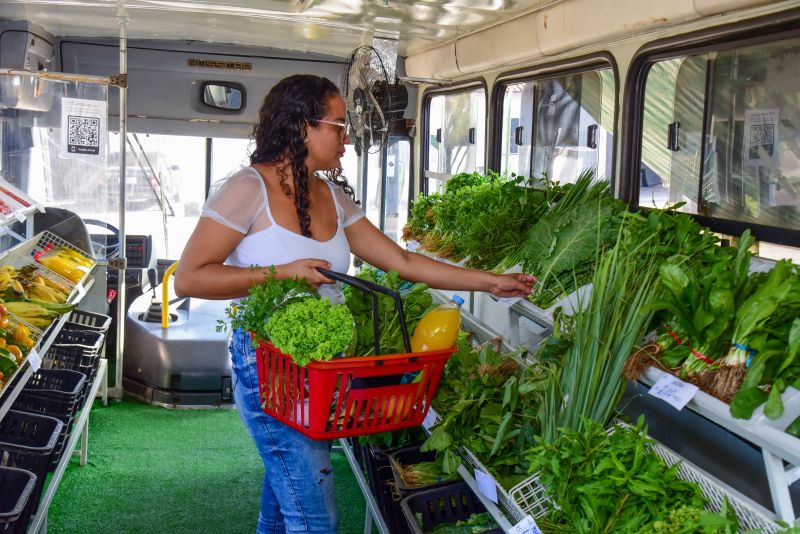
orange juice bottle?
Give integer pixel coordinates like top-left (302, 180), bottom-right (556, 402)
top-left (410, 295), bottom-right (464, 352)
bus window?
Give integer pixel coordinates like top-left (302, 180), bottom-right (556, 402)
top-left (639, 37), bottom-right (800, 234)
top-left (499, 81), bottom-right (534, 178)
top-left (382, 136), bottom-right (411, 243)
top-left (498, 67), bottom-right (614, 184)
top-left (111, 133), bottom-right (206, 258)
top-left (640, 56), bottom-right (707, 210)
top-left (532, 70), bottom-right (614, 183)
top-left (424, 87), bottom-right (486, 192)
top-left (211, 138), bottom-right (252, 187)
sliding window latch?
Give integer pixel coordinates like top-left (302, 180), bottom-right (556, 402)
top-left (435, 128), bottom-right (442, 143)
top-left (468, 127), bottom-right (476, 145)
top-left (586, 124), bottom-right (598, 149)
top-left (514, 125), bottom-right (524, 146)
top-left (667, 122), bottom-right (681, 151)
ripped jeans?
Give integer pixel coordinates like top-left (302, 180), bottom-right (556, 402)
top-left (230, 328), bottom-right (337, 534)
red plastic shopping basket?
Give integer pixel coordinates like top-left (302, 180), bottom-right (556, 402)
top-left (255, 269), bottom-right (456, 440)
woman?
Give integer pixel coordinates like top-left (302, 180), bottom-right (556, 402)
top-left (174, 74), bottom-right (534, 533)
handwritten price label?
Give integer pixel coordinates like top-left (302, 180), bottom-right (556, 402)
top-left (474, 469), bottom-right (498, 503)
top-left (648, 373), bottom-right (698, 410)
top-left (509, 515), bottom-right (543, 534)
top-left (422, 407), bottom-right (438, 430)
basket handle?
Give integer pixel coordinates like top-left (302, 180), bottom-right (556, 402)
top-left (317, 268), bottom-right (411, 355)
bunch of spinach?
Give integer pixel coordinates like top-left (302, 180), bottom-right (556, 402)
top-left (343, 268), bottom-right (433, 356)
top-left (729, 261), bottom-right (800, 420)
top-left (649, 231), bottom-right (755, 383)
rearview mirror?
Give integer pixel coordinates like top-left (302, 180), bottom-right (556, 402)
top-left (201, 82), bottom-right (245, 111)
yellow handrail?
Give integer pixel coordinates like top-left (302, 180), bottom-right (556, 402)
top-left (162, 261), bottom-right (180, 329)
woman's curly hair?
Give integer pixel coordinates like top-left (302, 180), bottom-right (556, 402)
top-left (249, 74), bottom-right (358, 238)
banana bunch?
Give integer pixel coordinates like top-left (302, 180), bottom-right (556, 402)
top-left (28, 275), bottom-right (69, 304)
top-left (0, 265), bottom-right (17, 292)
top-left (0, 263), bottom-right (72, 301)
top-left (2, 300), bottom-right (74, 328)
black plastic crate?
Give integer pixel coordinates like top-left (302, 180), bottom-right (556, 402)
top-left (365, 444), bottom-right (413, 534)
top-left (47, 416), bottom-right (75, 471)
top-left (62, 310), bottom-right (111, 335)
top-left (12, 391), bottom-right (79, 426)
top-left (22, 369), bottom-right (85, 403)
top-left (0, 466), bottom-right (36, 530)
top-left (0, 410), bottom-right (63, 531)
top-left (388, 445), bottom-right (458, 496)
top-left (53, 329), bottom-right (104, 357)
top-left (400, 482), bottom-right (502, 534)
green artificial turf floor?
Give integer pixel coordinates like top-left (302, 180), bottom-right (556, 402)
top-left (47, 398), bottom-right (367, 534)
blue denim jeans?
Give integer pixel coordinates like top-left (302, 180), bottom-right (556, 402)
top-left (230, 329), bottom-right (337, 534)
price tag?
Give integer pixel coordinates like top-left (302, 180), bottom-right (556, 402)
top-left (27, 348), bottom-right (41, 373)
top-left (474, 469), bottom-right (498, 503)
top-left (648, 373), bottom-right (698, 410)
top-left (406, 240), bottom-right (420, 252)
top-left (496, 296), bottom-right (522, 308)
top-left (422, 407), bottom-right (438, 430)
top-left (510, 515), bottom-right (543, 534)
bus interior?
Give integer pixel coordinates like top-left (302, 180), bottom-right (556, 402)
top-left (0, 0), bottom-right (799, 532)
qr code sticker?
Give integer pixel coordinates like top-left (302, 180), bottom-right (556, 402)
top-left (748, 123), bottom-right (774, 159)
top-left (67, 115), bottom-right (100, 155)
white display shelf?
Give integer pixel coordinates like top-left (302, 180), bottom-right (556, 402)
top-left (640, 366), bottom-right (800, 522)
top-left (27, 358), bottom-right (107, 534)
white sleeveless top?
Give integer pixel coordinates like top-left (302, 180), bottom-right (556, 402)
top-left (201, 167), bottom-right (363, 277)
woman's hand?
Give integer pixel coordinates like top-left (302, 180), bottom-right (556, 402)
top-left (281, 259), bottom-right (334, 288)
top-left (488, 273), bottom-right (537, 298)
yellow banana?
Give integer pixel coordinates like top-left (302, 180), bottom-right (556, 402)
top-left (4, 301), bottom-right (53, 318)
top-left (9, 280), bottom-right (25, 297)
top-left (0, 273), bottom-right (11, 291)
top-left (23, 317), bottom-right (52, 328)
top-left (42, 276), bottom-right (71, 296)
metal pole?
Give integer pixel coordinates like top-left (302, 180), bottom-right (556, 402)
top-left (113, 5), bottom-right (129, 399)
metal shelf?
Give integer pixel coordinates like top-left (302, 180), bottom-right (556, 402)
top-left (639, 366), bottom-right (800, 522)
top-left (338, 438), bottom-right (390, 534)
top-left (27, 358), bottom-right (108, 534)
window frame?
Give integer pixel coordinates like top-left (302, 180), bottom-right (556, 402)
top-left (420, 79), bottom-right (489, 195)
top-left (489, 53), bottom-right (619, 189)
top-left (621, 7), bottom-right (800, 246)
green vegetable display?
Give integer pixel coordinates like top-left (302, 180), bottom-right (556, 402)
top-left (525, 418), bottom-right (737, 534)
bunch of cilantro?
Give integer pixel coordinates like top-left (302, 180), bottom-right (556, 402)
top-left (218, 267), bottom-right (354, 366)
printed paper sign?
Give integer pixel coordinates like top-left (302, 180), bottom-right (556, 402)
top-left (648, 373), bottom-right (698, 410)
top-left (474, 469), bottom-right (498, 503)
top-left (406, 240), bottom-right (420, 252)
top-left (28, 348), bottom-right (41, 373)
top-left (422, 407), bottom-right (438, 430)
top-left (496, 296), bottom-right (522, 308)
top-left (510, 515), bottom-right (544, 534)
top-left (744, 108), bottom-right (779, 167)
top-left (61, 97), bottom-right (107, 159)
